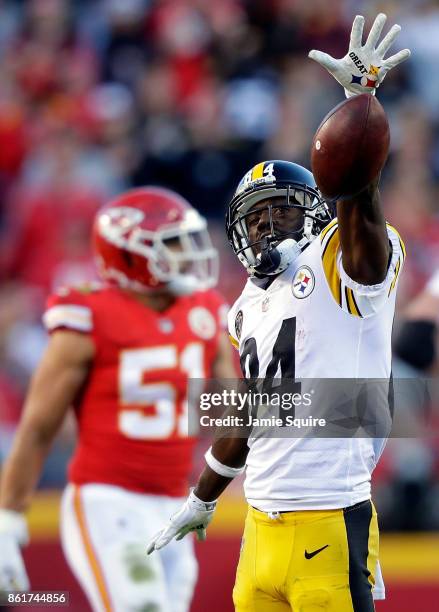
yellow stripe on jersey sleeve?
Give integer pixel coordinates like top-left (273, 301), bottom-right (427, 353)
top-left (388, 257), bottom-right (401, 297)
top-left (386, 223), bottom-right (406, 260)
top-left (251, 162), bottom-right (265, 180)
top-left (320, 218), bottom-right (338, 243)
top-left (321, 221), bottom-right (404, 317)
top-left (229, 334), bottom-right (239, 350)
top-left (345, 286), bottom-right (363, 317)
top-left (321, 226), bottom-right (342, 307)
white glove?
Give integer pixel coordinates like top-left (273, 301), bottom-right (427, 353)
top-left (146, 490), bottom-right (217, 554)
top-left (0, 509), bottom-right (30, 592)
top-left (309, 13), bottom-right (411, 98)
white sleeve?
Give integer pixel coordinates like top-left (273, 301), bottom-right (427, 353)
top-left (321, 221), bottom-right (406, 318)
top-left (43, 304), bottom-right (93, 332)
top-left (337, 224), bottom-right (405, 317)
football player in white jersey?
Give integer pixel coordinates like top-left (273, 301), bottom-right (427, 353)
top-left (148, 13), bottom-right (410, 612)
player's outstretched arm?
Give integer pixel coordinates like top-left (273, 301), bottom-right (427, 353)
top-left (336, 177), bottom-right (389, 285)
top-left (204, 330), bottom-right (242, 499)
top-left (309, 13), bottom-right (410, 98)
top-left (147, 318), bottom-right (241, 554)
top-left (0, 330), bottom-right (93, 591)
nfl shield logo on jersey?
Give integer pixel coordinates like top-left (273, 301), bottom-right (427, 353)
top-left (292, 266), bottom-right (315, 299)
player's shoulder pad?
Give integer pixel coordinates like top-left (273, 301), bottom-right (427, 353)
top-left (43, 283), bottom-right (103, 333)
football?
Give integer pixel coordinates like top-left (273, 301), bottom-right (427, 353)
top-left (311, 94), bottom-right (390, 201)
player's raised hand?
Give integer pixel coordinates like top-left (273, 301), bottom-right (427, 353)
top-left (0, 510), bottom-right (30, 592)
top-left (146, 490), bottom-right (217, 554)
top-left (308, 13), bottom-right (411, 98)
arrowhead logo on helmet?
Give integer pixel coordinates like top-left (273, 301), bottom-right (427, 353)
top-left (93, 187), bottom-right (218, 295)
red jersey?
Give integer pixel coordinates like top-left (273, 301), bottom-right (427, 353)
top-left (43, 285), bottom-right (227, 497)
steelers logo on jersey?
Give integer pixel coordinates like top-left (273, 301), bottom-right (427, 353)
top-left (292, 266), bottom-right (315, 299)
top-left (188, 307), bottom-right (216, 340)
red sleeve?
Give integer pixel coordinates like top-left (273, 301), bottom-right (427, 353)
top-left (43, 287), bottom-right (94, 335)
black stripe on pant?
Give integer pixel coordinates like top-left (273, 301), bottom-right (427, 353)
top-left (343, 500), bottom-right (375, 612)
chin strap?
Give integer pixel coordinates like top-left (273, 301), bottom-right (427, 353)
top-left (254, 238), bottom-right (305, 276)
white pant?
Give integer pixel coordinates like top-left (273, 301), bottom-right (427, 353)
top-left (60, 484), bottom-right (197, 612)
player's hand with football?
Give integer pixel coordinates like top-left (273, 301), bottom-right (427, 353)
top-left (0, 509), bottom-right (30, 592)
top-left (309, 13), bottom-right (411, 98)
top-left (147, 489), bottom-right (217, 554)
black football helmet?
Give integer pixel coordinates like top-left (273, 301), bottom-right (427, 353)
top-left (226, 160), bottom-right (333, 276)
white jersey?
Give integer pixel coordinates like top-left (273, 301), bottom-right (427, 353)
top-left (228, 219), bottom-right (405, 511)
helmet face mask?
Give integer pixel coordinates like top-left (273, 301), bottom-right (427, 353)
top-left (94, 188), bottom-right (218, 295)
top-left (238, 195), bottom-right (307, 257)
top-left (147, 219), bottom-right (218, 289)
top-left (226, 161), bottom-right (333, 276)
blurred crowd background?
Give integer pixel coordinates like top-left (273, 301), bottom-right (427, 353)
top-left (0, 0), bottom-right (438, 536)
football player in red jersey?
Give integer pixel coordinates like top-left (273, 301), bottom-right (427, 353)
top-left (0, 187), bottom-right (236, 611)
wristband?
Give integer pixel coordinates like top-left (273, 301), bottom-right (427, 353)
top-left (205, 447), bottom-right (246, 479)
top-left (0, 509), bottom-right (29, 545)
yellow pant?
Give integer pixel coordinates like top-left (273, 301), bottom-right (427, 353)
top-left (233, 500), bottom-right (378, 612)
